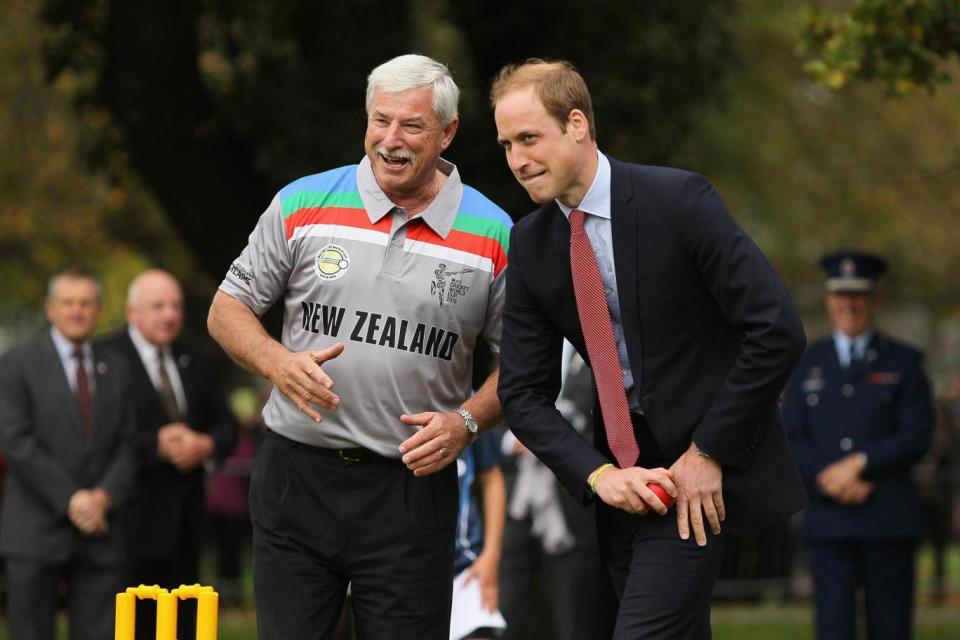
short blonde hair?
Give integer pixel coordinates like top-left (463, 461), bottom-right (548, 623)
top-left (490, 58), bottom-right (596, 141)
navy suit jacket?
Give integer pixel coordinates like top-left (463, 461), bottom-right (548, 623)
top-left (100, 329), bottom-right (236, 559)
top-left (783, 333), bottom-right (933, 540)
top-left (498, 157), bottom-right (808, 534)
top-left (0, 332), bottom-right (137, 563)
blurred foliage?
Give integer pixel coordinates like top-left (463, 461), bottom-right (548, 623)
top-left (675, 0), bottom-right (960, 316)
top-left (0, 0), bottom-right (202, 335)
top-left (2, 0), bottom-right (958, 340)
top-left (0, 0), bottom-right (218, 340)
top-left (799, 0), bottom-right (960, 95)
top-left (34, 0), bottom-right (731, 280)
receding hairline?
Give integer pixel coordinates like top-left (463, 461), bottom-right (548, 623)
top-left (126, 269), bottom-right (182, 308)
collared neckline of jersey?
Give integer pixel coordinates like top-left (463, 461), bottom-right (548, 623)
top-left (356, 155), bottom-right (463, 239)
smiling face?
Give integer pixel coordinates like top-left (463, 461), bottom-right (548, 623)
top-left (825, 291), bottom-right (878, 337)
top-left (364, 86), bottom-right (458, 204)
top-left (494, 86), bottom-right (596, 207)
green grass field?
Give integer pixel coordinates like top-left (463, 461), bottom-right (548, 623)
top-left (3, 602), bottom-right (958, 639)
top-left (3, 544), bottom-right (958, 638)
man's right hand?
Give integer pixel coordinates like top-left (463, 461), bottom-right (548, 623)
top-left (268, 342), bottom-right (345, 422)
top-left (593, 467), bottom-right (677, 515)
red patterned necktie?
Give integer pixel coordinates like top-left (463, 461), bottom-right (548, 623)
top-left (569, 209), bottom-right (639, 469)
top-left (73, 348), bottom-right (92, 433)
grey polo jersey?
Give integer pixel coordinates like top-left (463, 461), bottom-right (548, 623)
top-left (220, 157), bottom-right (512, 456)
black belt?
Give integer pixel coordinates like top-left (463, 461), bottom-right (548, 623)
top-left (269, 429), bottom-right (389, 463)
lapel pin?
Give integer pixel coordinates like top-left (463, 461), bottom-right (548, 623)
top-left (96, 361), bottom-right (109, 375)
top-left (178, 354), bottom-right (191, 368)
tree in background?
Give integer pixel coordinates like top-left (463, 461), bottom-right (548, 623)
top-left (800, 0), bottom-right (960, 95)
top-left (36, 0), bottom-right (731, 279)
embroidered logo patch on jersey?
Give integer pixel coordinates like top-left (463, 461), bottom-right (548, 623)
top-left (314, 244), bottom-right (350, 281)
top-left (430, 263), bottom-right (475, 306)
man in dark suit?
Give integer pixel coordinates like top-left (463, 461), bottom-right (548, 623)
top-left (492, 59), bottom-right (807, 638)
top-left (0, 268), bottom-right (137, 640)
top-left (100, 269), bottom-right (236, 638)
top-left (783, 251), bottom-right (933, 640)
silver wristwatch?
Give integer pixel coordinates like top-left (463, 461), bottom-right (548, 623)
top-left (456, 408), bottom-right (479, 444)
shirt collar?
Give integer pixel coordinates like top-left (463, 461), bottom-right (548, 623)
top-left (355, 155), bottom-right (463, 238)
top-left (128, 325), bottom-right (168, 364)
top-left (50, 327), bottom-right (91, 360)
top-left (557, 150), bottom-right (611, 221)
top-left (833, 330), bottom-right (874, 356)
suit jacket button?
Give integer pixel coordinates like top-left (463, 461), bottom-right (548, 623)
top-left (840, 437), bottom-right (853, 451)
top-left (841, 384), bottom-right (855, 397)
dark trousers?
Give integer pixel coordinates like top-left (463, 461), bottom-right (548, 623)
top-left (5, 553), bottom-right (123, 640)
top-left (597, 412), bottom-right (725, 640)
top-left (809, 539), bottom-right (917, 640)
top-left (598, 504), bottom-right (725, 640)
top-left (251, 430), bottom-right (458, 640)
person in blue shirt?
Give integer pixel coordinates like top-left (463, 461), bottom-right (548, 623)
top-left (783, 250), bottom-right (933, 640)
top-left (450, 429), bottom-right (507, 640)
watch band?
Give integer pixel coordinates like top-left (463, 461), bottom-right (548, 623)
top-left (455, 408), bottom-right (479, 443)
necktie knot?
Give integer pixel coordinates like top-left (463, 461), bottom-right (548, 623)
top-left (569, 209), bottom-right (587, 235)
top-left (73, 347), bottom-right (84, 361)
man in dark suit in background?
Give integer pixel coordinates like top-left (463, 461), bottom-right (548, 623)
top-left (783, 251), bottom-right (933, 640)
top-left (101, 269), bottom-right (236, 638)
top-left (0, 268), bottom-right (137, 640)
top-left (492, 59), bottom-right (807, 639)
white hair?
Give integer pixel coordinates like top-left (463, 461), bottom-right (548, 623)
top-left (366, 54), bottom-right (459, 126)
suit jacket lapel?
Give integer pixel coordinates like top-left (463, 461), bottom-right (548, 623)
top-left (608, 158), bottom-right (643, 382)
top-left (90, 345), bottom-right (116, 444)
top-left (172, 343), bottom-right (192, 420)
top-left (39, 333), bottom-right (87, 438)
top-left (119, 328), bottom-right (169, 417)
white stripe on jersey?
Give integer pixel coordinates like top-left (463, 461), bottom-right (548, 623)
top-left (403, 239), bottom-right (494, 273)
top-left (291, 224), bottom-right (390, 246)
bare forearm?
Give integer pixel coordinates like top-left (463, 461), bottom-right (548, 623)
top-left (463, 368), bottom-right (502, 432)
top-left (479, 466), bottom-right (506, 559)
top-left (207, 290), bottom-right (287, 379)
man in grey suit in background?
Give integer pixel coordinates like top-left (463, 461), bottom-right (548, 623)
top-left (0, 268), bottom-right (138, 640)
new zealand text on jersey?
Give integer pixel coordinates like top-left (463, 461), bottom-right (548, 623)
top-left (300, 301), bottom-right (459, 361)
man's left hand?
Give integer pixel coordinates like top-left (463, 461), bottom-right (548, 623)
top-left (399, 411), bottom-right (471, 476)
top-left (670, 442), bottom-right (725, 546)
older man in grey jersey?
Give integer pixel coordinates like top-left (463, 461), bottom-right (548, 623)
top-left (208, 54), bottom-right (512, 639)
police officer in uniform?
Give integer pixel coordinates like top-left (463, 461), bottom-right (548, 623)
top-left (784, 250), bottom-right (933, 640)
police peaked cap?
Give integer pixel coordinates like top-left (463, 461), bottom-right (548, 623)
top-left (820, 250), bottom-right (888, 293)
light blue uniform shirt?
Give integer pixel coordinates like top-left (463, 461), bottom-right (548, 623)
top-left (557, 151), bottom-right (640, 410)
top-left (833, 330), bottom-right (874, 368)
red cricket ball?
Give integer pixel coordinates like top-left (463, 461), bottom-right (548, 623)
top-left (646, 482), bottom-right (675, 509)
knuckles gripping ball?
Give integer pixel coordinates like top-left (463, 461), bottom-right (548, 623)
top-left (646, 482), bottom-right (675, 509)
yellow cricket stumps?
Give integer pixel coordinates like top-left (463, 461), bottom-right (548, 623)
top-left (115, 584), bottom-right (219, 640)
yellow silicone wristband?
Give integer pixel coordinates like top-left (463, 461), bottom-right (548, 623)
top-left (588, 463), bottom-right (615, 493)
